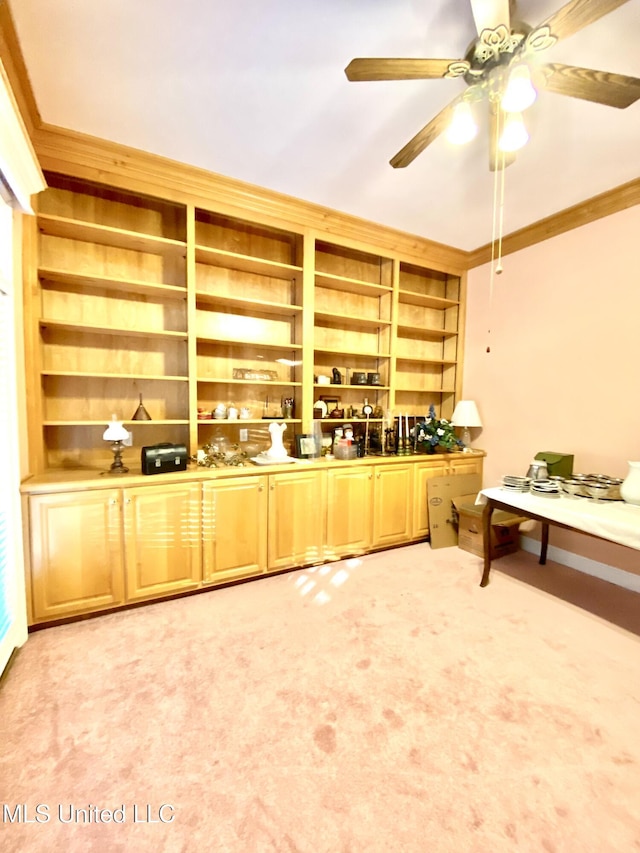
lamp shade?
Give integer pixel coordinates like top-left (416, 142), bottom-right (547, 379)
top-left (451, 400), bottom-right (482, 428)
top-left (103, 415), bottom-right (129, 442)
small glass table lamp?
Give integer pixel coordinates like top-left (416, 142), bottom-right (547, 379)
top-left (103, 415), bottom-right (130, 474)
top-left (451, 400), bottom-right (482, 451)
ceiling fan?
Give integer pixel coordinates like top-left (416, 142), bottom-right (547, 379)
top-left (345, 0), bottom-right (640, 170)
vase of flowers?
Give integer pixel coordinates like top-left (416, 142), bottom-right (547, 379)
top-left (415, 404), bottom-right (464, 453)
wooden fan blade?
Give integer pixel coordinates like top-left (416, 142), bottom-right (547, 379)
top-left (542, 63), bottom-right (640, 108)
top-left (470, 0), bottom-right (511, 35)
top-left (390, 100), bottom-right (457, 168)
top-left (489, 102), bottom-right (516, 172)
top-left (345, 58), bottom-right (460, 81)
top-left (541, 0), bottom-right (631, 42)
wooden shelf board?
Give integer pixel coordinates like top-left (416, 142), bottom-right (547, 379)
top-left (396, 324), bottom-right (458, 340)
top-left (38, 214), bottom-right (186, 257)
top-left (314, 346), bottom-right (390, 358)
top-left (195, 291), bottom-right (302, 317)
top-left (395, 356), bottom-right (456, 366)
top-left (398, 289), bottom-right (458, 309)
top-left (197, 418), bottom-right (302, 425)
top-left (197, 378), bottom-right (301, 386)
top-left (39, 319), bottom-right (188, 341)
top-left (314, 312), bottom-right (392, 331)
top-left (196, 337), bottom-right (302, 353)
top-left (195, 245), bottom-right (302, 279)
top-left (315, 272), bottom-right (392, 297)
top-left (41, 371), bottom-right (188, 382)
top-left (43, 419), bottom-right (190, 427)
top-left (314, 383), bottom-right (389, 391)
top-left (39, 267), bottom-right (187, 299)
top-left (395, 388), bottom-right (456, 394)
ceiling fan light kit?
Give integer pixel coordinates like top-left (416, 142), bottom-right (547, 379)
top-left (500, 64), bottom-right (537, 112)
top-left (498, 112), bottom-right (529, 152)
top-left (445, 101), bottom-right (479, 144)
top-left (344, 0), bottom-right (640, 170)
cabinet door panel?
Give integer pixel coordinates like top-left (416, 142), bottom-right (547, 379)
top-left (203, 476), bottom-right (267, 583)
top-left (411, 459), bottom-right (450, 540)
top-left (268, 471), bottom-right (325, 570)
top-left (124, 482), bottom-right (201, 601)
top-left (29, 490), bottom-right (123, 620)
top-left (449, 456), bottom-right (483, 476)
top-left (372, 464), bottom-right (412, 548)
top-left (325, 468), bottom-right (373, 559)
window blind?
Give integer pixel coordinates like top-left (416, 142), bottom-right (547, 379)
top-left (0, 287), bottom-right (11, 644)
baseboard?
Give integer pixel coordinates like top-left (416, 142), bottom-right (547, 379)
top-left (520, 535), bottom-right (640, 593)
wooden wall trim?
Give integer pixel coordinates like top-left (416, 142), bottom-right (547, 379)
top-left (466, 177), bottom-right (640, 268)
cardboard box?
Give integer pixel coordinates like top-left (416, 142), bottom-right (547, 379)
top-left (452, 496), bottom-right (526, 560)
top-left (534, 451), bottom-right (574, 478)
top-left (427, 474), bottom-right (482, 549)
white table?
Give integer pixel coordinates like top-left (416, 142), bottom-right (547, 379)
top-left (476, 486), bottom-right (640, 587)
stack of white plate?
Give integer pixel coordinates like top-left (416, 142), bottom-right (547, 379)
top-left (502, 475), bottom-right (532, 492)
top-left (530, 479), bottom-right (561, 497)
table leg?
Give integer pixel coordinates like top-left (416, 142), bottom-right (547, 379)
top-left (480, 500), bottom-right (494, 587)
top-left (540, 522), bottom-right (549, 565)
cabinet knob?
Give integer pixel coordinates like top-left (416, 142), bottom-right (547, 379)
top-left (125, 498), bottom-right (131, 504)
top-left (368, 473), bottom-right (372, 479)
top-left (377, 472), bottom-right (381, 479)
top-left (258, 484), bottom-right (264, 492)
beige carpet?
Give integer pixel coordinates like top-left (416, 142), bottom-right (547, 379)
top-left (1, 544), bottom-right (639, 853)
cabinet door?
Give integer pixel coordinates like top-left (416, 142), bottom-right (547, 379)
top-left (372, 464), bottom-right (413, 548)
top-left (449, 455), bottom-right (483, 476)
top-left (268, 470), bottom-right (326, 570)
top-left (411, 458), bottom-right (450, 540)
top-left (29, 490), bottom-right (123, 621)
top-left (325, 467), bottom-right (373, 560)
top-left (123, 482), bottom-right (202, 601)
top-left (202, 476), bottom-right (267, 583)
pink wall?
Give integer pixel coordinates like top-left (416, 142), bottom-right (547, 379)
top-left (463, 204), bottom-right (640, 573)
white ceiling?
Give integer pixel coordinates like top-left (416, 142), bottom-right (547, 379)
top-left (9, 0), bottom-right (640, 251)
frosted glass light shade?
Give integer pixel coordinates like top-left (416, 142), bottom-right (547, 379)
top-left (103, 415), bottom-right (129, 442)
top-left (501, 65), bottom-right (537, 113)
top-left (499, 112), bottom-right (529, 152)
top-left (446, 101), bottom-right (478, 145)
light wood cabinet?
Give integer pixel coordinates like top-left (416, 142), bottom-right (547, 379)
top-left (24, 451), bottom-right (483, 624)
top-left (371, 463), bottom-right (413, 548)
top-left (267, 469), bottom-right (326, 570)
top-left (325, 467), bottom-right (373, 560)
top-left (28, 489), bottom-right (124, 620)
top-left (396, 263), bottom-right (461, 421)
top-left (31, 174), bottom-right (190, 472)
top-left (24, 171), bottom-right (467, 474)
top-left (194, 210), bottom-right (304, 456)
top-left (123, 481), bottom-right (202, 601)
top-left (202, 475), bottom-right (268, 582)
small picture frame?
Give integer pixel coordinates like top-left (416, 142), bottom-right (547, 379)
top-left (319, 396), bottom-right (340, 412)
top-left (295, 433), bottom-right (318, 459)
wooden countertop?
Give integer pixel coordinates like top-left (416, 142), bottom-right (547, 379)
top-left (21, 450), bottom-right (485, 495)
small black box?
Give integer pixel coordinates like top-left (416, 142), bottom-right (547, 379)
top-left (141, 443), bottom-right (188, 475)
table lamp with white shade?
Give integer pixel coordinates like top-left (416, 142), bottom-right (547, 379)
top-left (451, 400), bottom-right (482, 451)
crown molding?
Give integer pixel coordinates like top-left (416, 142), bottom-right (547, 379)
top-left (466, 177), bottom-right (640, 268)
top-left (0, 1), bottom-right (41, 136)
